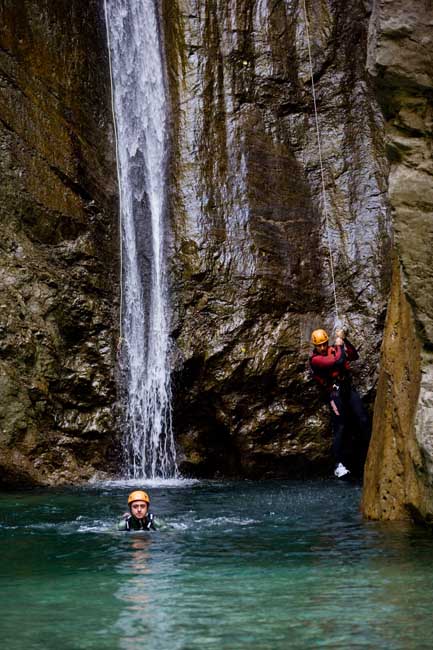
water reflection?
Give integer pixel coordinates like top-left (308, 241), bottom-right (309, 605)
top-left (2, 482), bottom-right (433, 650)
top-left (115, 536), bottom-right (153, 646)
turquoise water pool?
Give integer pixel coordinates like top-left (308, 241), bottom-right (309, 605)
top-left (1, 480), bottom-right (432, 649)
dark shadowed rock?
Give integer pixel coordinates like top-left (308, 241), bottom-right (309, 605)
top-left (0, 0), bottom-right (118, 484)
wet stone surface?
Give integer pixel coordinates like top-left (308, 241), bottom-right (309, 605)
top-left (0, 0), bottom-right (119, 484)
top-left (163, 0), bottom-right (391, 477)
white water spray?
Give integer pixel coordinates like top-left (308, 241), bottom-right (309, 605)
top-left (104, 0), bottom-right (177, 478)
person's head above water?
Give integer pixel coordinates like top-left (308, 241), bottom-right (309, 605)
top-left (127, 490), bottom-right (150, 520)
top-left (311, 328), bottom-right (329, 355)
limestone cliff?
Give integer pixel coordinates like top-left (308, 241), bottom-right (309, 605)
top-left (163, 0), bottom-right (391, 477)
top-left (0, 0), bottom-right (118, 484)
top-left (362, 0), bottom-right (433, 521)
top-left (0, 1), bottom-right (399, 485)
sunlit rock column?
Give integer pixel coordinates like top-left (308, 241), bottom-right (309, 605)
top-left (362, 0), bottom-right (433, 521)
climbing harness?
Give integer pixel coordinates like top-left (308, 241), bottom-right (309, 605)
top-left (301, 0), bottom-right (340, 326)
top-left (103, 0), bottom-right (124, 351)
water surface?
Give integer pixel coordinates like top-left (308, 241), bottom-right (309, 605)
top-left (1, 480), bottom-right (432, 649)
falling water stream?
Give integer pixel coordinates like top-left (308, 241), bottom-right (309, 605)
top-left (104, 0), bottom-right (176, 478)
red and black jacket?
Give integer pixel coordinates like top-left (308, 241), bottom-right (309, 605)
top-left (310, 340), bottom-right (359, 394)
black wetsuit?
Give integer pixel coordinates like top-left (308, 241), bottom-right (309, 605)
top-left (310, 340), bottom-right (370, 466)
top-left (118, 512), bottom-right (158, 531)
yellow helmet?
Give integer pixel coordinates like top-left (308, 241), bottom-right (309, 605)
top-left (311, 329), bottom-right (329, 346)
top-left (127, 490), bottom-right (150, 506)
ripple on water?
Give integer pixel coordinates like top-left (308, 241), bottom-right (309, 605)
top-left (1, 480), bottom-right (433, 650)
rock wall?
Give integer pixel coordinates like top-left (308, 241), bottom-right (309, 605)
top-left (163, 0), bottom-right (391, 477)
top-left (0, 0), bottom-right (404, 486)
top-left (362, 0), bottom-right (433, 521)
top-left (0, 0), bottom-right (118, 484)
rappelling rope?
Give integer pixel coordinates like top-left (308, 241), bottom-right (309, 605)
top-left (301, 0), bottom-right (340, 326)
top-left (103, 0), bottom-right (124, 350)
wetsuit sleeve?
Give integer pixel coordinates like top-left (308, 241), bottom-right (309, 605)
top-left (344, 339), bottom-right (359, 361)
top-left (117, 514), bottom-right (129, 531)
top-left (310, 345), bottom-right (345, 370)
top-left (151, 516), bottom-right (168, 531)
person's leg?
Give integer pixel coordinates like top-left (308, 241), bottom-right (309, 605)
top-left (348, 388), bottom-right (371, 443)
top-left (329, 391), bottom-right (347, 466)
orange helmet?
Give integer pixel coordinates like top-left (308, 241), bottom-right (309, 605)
top-left (311, 329), bottom-right (329, 346)
top-left (127, 490), bottom-right (150, 506)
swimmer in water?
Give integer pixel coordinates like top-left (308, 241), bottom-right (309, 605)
top-left (118, 490), bottom-right (165, 531)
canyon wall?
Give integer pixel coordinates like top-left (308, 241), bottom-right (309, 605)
top-left (362, 0), bottom-right (433, 521)
top-left (4, 0), bottom-right (424, 487)
top-left (0, 0), bottom-right (118, 484)
top-left (163, 0), bottom-right (391, 477)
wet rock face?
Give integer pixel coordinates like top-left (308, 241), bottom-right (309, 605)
top-left (163, 0), bottom-right (391, 477)
top-left (0, 1), bottom-right (118, 484)
top-left (362, 1), bottom-right (433, 521)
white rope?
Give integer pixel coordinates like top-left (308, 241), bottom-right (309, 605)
top-left (301, 0), bottom-right (339, 325)
top-left (104, 0), bottom-right (124, 348)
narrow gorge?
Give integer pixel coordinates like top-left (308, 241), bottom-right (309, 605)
top-left (0, 0), bottom-right (432, 524)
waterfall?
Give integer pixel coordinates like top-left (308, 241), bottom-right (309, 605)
top-left (104, 0), bottom-right (177, 478)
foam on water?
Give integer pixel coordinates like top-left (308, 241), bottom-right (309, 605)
top-left (193, 516), bottom-right (259, 527)
top-left (92, 477), bottom-right (199, 489)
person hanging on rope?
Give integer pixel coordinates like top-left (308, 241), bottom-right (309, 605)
top-left (118, 490), bottom-right (167, 531)
top-left (309, 328), bottom-right (370, 478)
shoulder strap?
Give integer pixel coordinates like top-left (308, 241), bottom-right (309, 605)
top-left (145, 513), bottom-right (155, 530)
